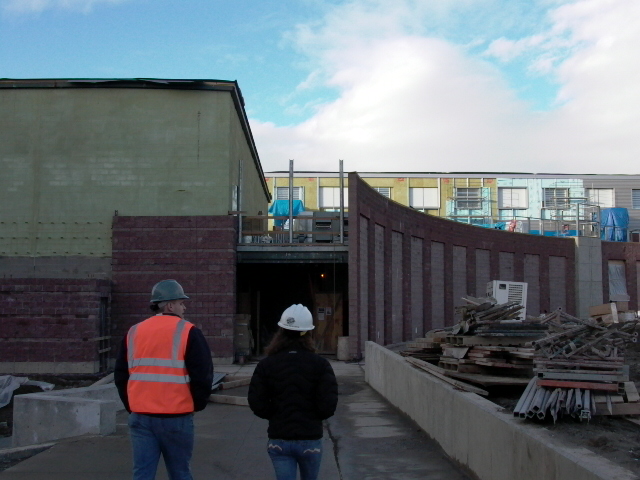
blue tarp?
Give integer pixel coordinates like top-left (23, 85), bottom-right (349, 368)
top-left (268, 200), bottom-right (305, 227)
top-left (600, 208), bottom-right (629, 242)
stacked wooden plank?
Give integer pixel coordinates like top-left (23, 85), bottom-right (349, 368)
top-left (399, 338), bottom-right (442, 362)
top-left (403, 297), bottom-right (547, 387)
top-left (513, 308), bottom-right (639, 421)
top-left (439, 345), bottom-right (535, 376)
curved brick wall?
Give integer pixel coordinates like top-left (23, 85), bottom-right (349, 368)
top-left (347, 173), bottom-right (576, 358)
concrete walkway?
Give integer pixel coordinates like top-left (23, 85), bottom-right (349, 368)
top-left (0, 360), bottom-right (468, 479)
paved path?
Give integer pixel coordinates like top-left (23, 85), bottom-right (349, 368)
top-left (0, 360), bottom-right (468, 479)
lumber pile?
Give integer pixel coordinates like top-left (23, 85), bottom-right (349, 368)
top-left (513, 307), bottom-right (639, 421)
top-left (399, 338), bottom-right (442, 362)
top-left (439, 345), bottom-right (535, 376)
top-left (403, 296), bottom-right (543, 388)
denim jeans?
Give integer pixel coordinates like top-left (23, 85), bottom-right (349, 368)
top-left (267, 438), bottom-right (323, 480)
top-left (128, 413), bottom-right (194, 480)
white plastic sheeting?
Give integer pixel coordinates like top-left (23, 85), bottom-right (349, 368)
top-left (0, 375), bottom-right (55, 409)
top-left (608, 261), bottom-right (630, 301)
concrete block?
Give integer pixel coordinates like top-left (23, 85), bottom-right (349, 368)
top-left (12, 384), bottom-right (125, 447)
top-left (365, 341), bottom-right (636, 480)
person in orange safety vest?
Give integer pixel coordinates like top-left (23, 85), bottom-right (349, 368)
top-left (115, 279), bottom-right (213, 480)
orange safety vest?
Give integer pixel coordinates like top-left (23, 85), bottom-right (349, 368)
top-left (126, 315), bottom-right (194, 414)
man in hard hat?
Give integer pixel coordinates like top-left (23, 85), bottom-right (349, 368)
top-left (115, 279), bottom-right (214, 480)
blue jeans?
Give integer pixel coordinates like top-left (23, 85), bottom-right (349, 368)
top-left (267, 438), bottom-right (323, 480)
top-left (128, 413), bottom-right (194, 480)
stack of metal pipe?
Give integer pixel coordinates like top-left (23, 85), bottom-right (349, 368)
top-left (513, 378), bottom-right (597, 422)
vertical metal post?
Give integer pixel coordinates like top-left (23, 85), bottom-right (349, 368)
top-left (289, 159), bottom-right (294, 244)
top-left (575, 204), bottom-right (580, 237)
top-left (339, 159), bottom-right (344, 244)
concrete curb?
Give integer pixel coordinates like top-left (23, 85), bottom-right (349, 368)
top-left (0, 442), bottom-right (55, 464)
top-left (365, 341), bottom-right (637, 480)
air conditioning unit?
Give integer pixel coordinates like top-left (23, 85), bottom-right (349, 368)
top-left (487, 280), bottom-right (528, 320)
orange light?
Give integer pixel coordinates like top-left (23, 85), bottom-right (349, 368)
top-left (320, 273), bottom-right (325, 278)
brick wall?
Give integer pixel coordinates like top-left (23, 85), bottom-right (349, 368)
top-left (347, 173), bottom-right (576, 358)
top-left (0, 278), bottom-right (110, 372)
top-left (111, 216), bottom-right (237, 361)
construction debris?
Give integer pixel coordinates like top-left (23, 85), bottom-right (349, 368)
top-left (403, 296), bottom-right (543, 388)
top-left (514, 307), bottom-right (639, 421)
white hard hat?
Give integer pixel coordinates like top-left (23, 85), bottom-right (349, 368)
top-left (278, 304), bottom-right (314, 331)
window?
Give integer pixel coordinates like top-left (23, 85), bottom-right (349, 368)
top-left (372, 187), bottom-right (391, 198)
top-left (586, 188), bottom-right (614, 208)
top-left (409, 187), bottom-right (439, 209)
top-left (498, 188), bottom-right (528, 209)
top-left (455, 188), bottom-right (482, 210)
top-left (275, 186), bottom-right (303, 201)
top-left (633, 189), bottom-right (640, 209)
top-left (543, 188), bottom-right (569, 209)
top-left (319, 187), bottom-right (348, 209)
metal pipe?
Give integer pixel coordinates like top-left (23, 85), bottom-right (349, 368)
top-left (339, 159), bottom-right (345, 244)
top-left (288, 159), bottom-right (294, 244)
top-left (514, 378), bottom-right (537, 417)
top-left (528, 387), bottom-right (547, 416)
top-left (519, 384), bottom-right (540, 418)
top-left (573, 388), bottom-right (583, 412)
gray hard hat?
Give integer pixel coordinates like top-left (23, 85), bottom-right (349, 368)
top-left (150, 279), bottom-right (189, 304)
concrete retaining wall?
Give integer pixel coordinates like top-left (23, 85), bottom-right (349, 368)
top-left (365, 342), bottom-right (636, 480)
top-left (12, 384), bottom-right (124, 447)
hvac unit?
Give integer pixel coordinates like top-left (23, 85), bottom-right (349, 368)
top-left (486, 281), bottom-right (528, 320)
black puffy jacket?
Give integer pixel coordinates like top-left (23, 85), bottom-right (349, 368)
top-left (248, 342), bottom-right (338, 440)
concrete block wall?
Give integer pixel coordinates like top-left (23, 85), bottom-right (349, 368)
top-left (111, 215), bottom-right (237, 362)
top-left (347, 173), bottom-right (576, 358)
top-left (365, 342), bottom-right (636, 480)
top-left (0, 278), bottom-right (110, 373)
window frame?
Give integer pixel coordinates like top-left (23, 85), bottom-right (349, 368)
top-left (409, 187), bottom-right (440, 209)
top-left (275, 186), bottom-right (304, 201)
top-left (632, 189), bottom-right (640, 209)
top-left (454, 187), bottom-right (482, 210)
top-left (586, 188), bottom-right (614, 208)
top-left (543, 188), bottom-right (569, 209)
top-left (319, 186), bottom-right (348, 209)
top-left (498, 187), bottom-right (528, 209)
top-left (372, 187), bottom-right (391, 199)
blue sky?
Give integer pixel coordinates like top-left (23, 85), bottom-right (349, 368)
top-left (2, 0), bottom-right (640, 174)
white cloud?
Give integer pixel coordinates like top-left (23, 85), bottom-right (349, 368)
top-left (2, 0), bottom-right (127, 14)
top-left (252, 0), bottom-right (640, 174)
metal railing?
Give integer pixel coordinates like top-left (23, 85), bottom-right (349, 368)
top-left (239, 215), bottom-right (348, 245)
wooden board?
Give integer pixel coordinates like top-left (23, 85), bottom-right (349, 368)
top-left (220, 377), bottom-right (252, 390)
top-left (209, 394), bottom-right (249, 406)
top-left (624, 382), bottom-right (640, 403)
top-left (594, 402), bottom-right (640, 416)
top-left (404, 357), bottom-right (489, 396)
top-left (445, 372), bottom-right (531, 387)
top-left (536, 371), bottom-right (628, 382)
top-left (536, 379), bottom-right (619, 392)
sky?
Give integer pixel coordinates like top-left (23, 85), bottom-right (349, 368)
top-left (2, 0), bottom-right (640, 174)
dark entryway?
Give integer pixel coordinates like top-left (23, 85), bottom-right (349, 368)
top-left (237, 263), bottom-right (348, 354)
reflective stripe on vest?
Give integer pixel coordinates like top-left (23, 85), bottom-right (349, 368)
top-left (126, 315), bottom-right (194, 413)
top-left (127, 319), bottom-right (190, 383)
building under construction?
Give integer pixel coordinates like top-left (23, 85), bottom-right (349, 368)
top-left (1, 78), bottom-right (640, 374)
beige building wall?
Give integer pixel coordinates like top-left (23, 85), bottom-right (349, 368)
top-left (0, 86), bottom-right (269, 257)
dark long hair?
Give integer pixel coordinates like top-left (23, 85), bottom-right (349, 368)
top-left (265, 327), bottom-right (316, 356)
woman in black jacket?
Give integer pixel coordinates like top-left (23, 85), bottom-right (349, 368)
top-left (248, 304), bottom-right (338, 480)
